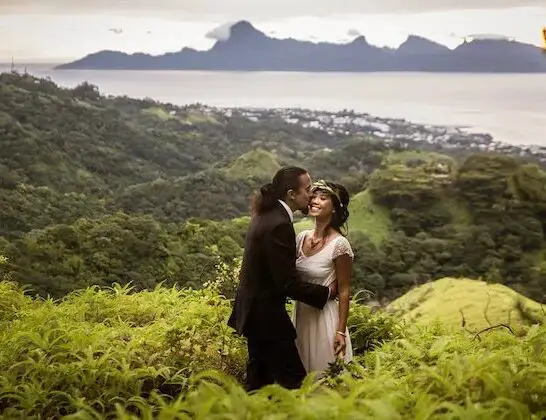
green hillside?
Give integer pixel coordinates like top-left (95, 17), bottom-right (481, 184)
top-left (2, 72), bottom-right (546, 304)
top-left (383, 149), bottom-right (456, 167)
top-left (226, 148), bottom-right (281, 179)
top-left (388, 277), bottom-right (544, 331)
top-left (346, 190), bottom-right (391, 245)
top-left (0, 72), bottom-right (338, 236)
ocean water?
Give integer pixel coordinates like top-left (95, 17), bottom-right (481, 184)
top-left (2, 64), bottom-right (545, 146)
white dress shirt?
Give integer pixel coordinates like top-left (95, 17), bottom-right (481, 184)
top-left (278, 199), bottom-right (293, 222)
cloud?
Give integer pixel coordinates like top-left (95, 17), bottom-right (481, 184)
top-left (466, 33), bottom-right (510, 40)
top-left (1, 0), bottom-right (544, 19)
top-left (347, 28), bottom-right (361, 37)
top-left (205, 22), bottom-right (234, 41)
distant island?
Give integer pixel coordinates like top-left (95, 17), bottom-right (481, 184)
top-left (56, 20), bottom-right (546, 73)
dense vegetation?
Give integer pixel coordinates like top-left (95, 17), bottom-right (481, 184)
top-left (2, 71), bottom-right (546, 304)
top-left (346, 151), bottom-right (546, 301)
top-left (0, 274), bottom-right (544, 419)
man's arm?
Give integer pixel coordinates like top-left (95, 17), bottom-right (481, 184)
top-left (265, 222), bottom-right (330, 309)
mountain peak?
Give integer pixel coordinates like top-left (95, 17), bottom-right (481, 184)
top-left (229, 20), bottom-right (265, 39)
top-left (350, 35), bottom-right (369, 45)
top-left (398, 35), bottom-right (450, 54)
top-left (454, 37), bottom-right (537, 54)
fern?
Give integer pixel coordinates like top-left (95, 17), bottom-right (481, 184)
top-left (0, 276), bottom-right (545, 419)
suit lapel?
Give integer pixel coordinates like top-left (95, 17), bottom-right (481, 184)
top-left (275, 201), bottom-right (293, 225)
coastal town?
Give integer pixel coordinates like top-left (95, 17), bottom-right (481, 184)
top-left (200, 105), bottom-right (546, 164)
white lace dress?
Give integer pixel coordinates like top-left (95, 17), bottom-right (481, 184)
top-left (292, 229), bottom-right (354, 374)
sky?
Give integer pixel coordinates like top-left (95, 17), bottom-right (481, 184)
top-left (0, 0), bottom-right (544, 62)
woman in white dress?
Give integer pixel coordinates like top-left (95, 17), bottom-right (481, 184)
top-left (292, 180), bottom-right (354, 376)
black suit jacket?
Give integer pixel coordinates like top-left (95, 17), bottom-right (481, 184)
top-left (227, 202), bottom-right (330, 340)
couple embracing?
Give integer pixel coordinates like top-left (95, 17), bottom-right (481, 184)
top-left (228, 166), bottom-right (354, 391)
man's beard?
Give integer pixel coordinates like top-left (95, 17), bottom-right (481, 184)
top-left (300, 205), bottom-right (309, 216)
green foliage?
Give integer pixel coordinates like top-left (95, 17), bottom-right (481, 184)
top-left (302, 137), bottom-right (387, 181)
top-left (3, 71), bottom-right (546, 310)
top-left (1, 280), bottom-right (545, 419)
top-left (0, 73), bottom-right (347, 238)
top-left (347, 293), bottom-right (406, 353)
top-left (360, 152), bottom-right (546, 302)
top-left (111, 170), bottom-right (262, 223)
top-left (202, 257), bottom-right (242, 300)
top-left (0, 281), bottom-right (246, 419)
top-left (369, 152), bottom-right (454, 207)
top-left (0, 184), bottom-right (106, 239)
top-left (0, 214), bottom-right (246, 298)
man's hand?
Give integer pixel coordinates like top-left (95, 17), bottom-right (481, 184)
top-left (328, 281), bottom-right (338, 300)
top-left (334, 332), bottom-right (346, 358)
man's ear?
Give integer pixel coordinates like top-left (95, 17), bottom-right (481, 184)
top-left (286, 189), bottom-right (296, 201)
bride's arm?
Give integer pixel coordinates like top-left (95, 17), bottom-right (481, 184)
top-left (333, 253), bottom-right (352, 354)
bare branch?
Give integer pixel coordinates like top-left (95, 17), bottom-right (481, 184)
top-left (473, 323), bottom-right (515, 341)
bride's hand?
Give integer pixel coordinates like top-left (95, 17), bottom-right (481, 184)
top-left (334, 331), bottom-right (346, 358)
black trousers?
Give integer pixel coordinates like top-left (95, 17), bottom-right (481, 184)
top-left (245, 338), bottom-right (306, 392)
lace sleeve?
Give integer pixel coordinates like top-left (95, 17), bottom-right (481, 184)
top-left (332, 236), bottom-right (354, 260)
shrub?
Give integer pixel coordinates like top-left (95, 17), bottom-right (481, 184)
top-left (0, 281), bottom-right (246, 418)
top-left (348, 296), bottom-right (405, 354)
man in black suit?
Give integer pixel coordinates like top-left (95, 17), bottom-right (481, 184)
top-left (227, 166), bottom-right (335, 391)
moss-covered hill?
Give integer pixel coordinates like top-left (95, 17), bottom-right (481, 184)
top-left (226, 149), bottom-right (281, 179)
top-left (388, 277), bottom-right (545, 331)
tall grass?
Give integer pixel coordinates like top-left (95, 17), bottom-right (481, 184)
top-left (0, 269), bottom-right (544, 418)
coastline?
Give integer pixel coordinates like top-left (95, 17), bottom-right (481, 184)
top-left (196, 104), bottom-right (546, 165)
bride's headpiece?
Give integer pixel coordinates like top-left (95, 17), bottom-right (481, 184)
top-left (311, 180), bottom-right (343, 207)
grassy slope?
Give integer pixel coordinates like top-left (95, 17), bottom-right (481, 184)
top-left (388, 277), bottom-right (544, 332)
top-left (226, 149), bottom-right (281, 179)
top-left (346, 189), bottom-right (391, 244)
top-left (141, 107), bottom-right (175, 121)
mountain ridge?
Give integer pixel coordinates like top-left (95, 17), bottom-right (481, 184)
top-left (56, 20), bottom-right (546, 73)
